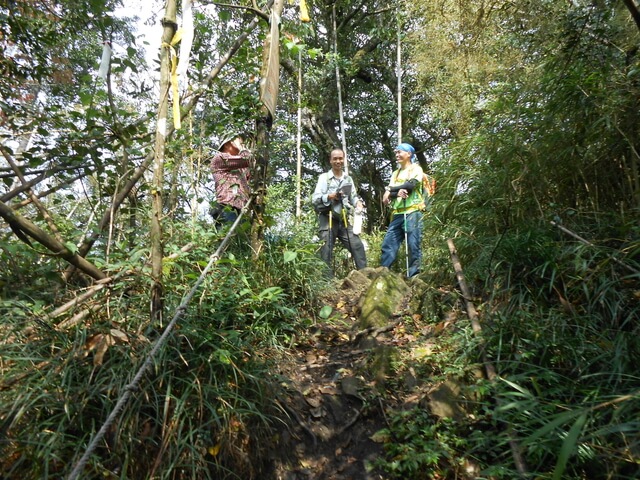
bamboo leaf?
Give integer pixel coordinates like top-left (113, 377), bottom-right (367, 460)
top-left (525, 409), bottom-right (586, 445)
top-left (552, 413), bottom-right (587, 480)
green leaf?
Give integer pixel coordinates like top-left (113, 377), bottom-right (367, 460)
top-left (64, 242), bottom-right (78, 254)
top-left (258, 286), bottom-right (283, 300)
top-left (215, 348), bottom-right (232, 365)
top-left (499, 378), bottom-right (534, 398)
top-left (308, 48), bottom-right (322, 59)
top-left (525, 409), bottom-right (585, 445)
top-left (319, 305), bottom-right (332, 319)
top-left (552, 413), bottom-right (587, 480)
top-left (283, 250), bottom-right (297, 263)
top-left (162, 258), bottom-right (174, 276)
top-left (79, 91), bottom-right (93, 106)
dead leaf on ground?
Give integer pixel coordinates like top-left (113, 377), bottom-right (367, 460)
top-left (305, 395), bottom-right (321, 408)
top-left (110, 328), bottom-right (129, 344)
top-left (84, 333), bottom-right (115, 366)
top-left (319, 385), bottom-right (338, 395)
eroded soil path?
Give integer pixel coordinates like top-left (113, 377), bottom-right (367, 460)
top-left (268, 272), bottom-right (441, 479)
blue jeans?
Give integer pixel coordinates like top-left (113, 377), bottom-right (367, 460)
top-left (380, 211), bottom-right (422, 277)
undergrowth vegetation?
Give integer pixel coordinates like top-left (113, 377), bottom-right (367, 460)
top-left (2, 1), bottom-right (640, 479)
top-left (0, 206), bottom-right (329, 479)
top-left (1, 190), bottom-right (638, 480)
top-left (371, 211), bottom-right (640, 479)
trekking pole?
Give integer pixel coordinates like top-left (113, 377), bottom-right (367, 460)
top-left (403, 198), bottom-right (409, 277)
top-left (328, 208), bottom-right (334, 272)
top-left (342, 204), bottom-right (356, 270)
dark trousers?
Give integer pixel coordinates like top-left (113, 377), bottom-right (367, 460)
top-left (210, 202), bottom-right (240, 227)
top-left (319, 213), bottom-right (367, 270)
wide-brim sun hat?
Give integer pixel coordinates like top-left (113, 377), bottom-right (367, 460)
top-left (217, 130), bottom-right (238, 151)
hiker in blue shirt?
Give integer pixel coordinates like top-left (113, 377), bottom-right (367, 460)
top-left (312, 148), bottom-right (367, 272)
top-left (381, 143), bottom-right (425, 277)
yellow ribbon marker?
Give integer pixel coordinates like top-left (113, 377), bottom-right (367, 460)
top-left (300, 0), bottom-right (310, 22)
top-left (162, 29), bottom-right (184, 130)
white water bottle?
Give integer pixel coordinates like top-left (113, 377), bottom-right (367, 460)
top-left (353, 205), bottom-right (364, 235)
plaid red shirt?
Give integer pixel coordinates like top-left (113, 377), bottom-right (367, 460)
top-left (210, 150), bottom-right (252, 211)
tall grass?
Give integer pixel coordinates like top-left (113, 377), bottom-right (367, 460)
top-left (0, 211), bottom-right (330, 479)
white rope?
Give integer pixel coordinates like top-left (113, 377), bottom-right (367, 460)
top-left (397, 12), bottom-right (402, 143)
top-left (332, 4), bottom-right (348, 174)
top-left (97, 41), bottom-right (112, 81)
top-left (296, 47), bottom-right (303, 218)
top-left (67, 198), bottom-right (253, 480)
top-left (177, 0), bottom-right (194, 90)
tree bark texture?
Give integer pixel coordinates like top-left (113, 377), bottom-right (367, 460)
top-left (250, 0), bottom-right (284, 258)
top-left (622, 0), bottom-right (640, 32)
top-left (150, 0), bottom-right (178, 324)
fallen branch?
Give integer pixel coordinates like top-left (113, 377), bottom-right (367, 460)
top-left (54, 244), bottom-right (195, 330)
top-left (448, 238), bottom-right (528, 477)
top-left (0, 200), bottom-right (107, 280)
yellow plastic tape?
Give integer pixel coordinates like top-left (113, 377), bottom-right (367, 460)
top-left (300, 0), bottom-right (310, 22)
top-left (161, 29), bottom-right (184, 130)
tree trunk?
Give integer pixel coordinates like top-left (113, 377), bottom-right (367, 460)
top-left (622, 0), bottom-right (640, 32)
top-left (251, 114), bottom-right (270, 259)
top-left (250, 0), bottom-right (284, 259)
top-left (150, 0), bottom-right (178, 324)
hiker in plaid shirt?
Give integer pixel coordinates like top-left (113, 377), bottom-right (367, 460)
top-left (210, 133), bottom-right (253, 226)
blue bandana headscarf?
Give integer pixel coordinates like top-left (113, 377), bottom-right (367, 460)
top-left (396, 143), bottom-right (416, 163)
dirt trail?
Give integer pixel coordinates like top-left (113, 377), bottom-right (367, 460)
top-left (269, 272), bottom-right (429, 480)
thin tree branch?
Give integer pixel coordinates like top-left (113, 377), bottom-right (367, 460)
top-left (0, 164), bottom-right (89, 178)
top-left (0, 164), bottom-right (89, 202)
top-left (212, 2), bottom-right (270, 22)
top-left (1, 146), bottom-right (65, 242)
top-left (9, 172), bottom-right (89, 208)
top-left (0, 200), bottom-right (106, 280)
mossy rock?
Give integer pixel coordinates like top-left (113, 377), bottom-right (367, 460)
top-left (358, 268), bottom-right (410, 329)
